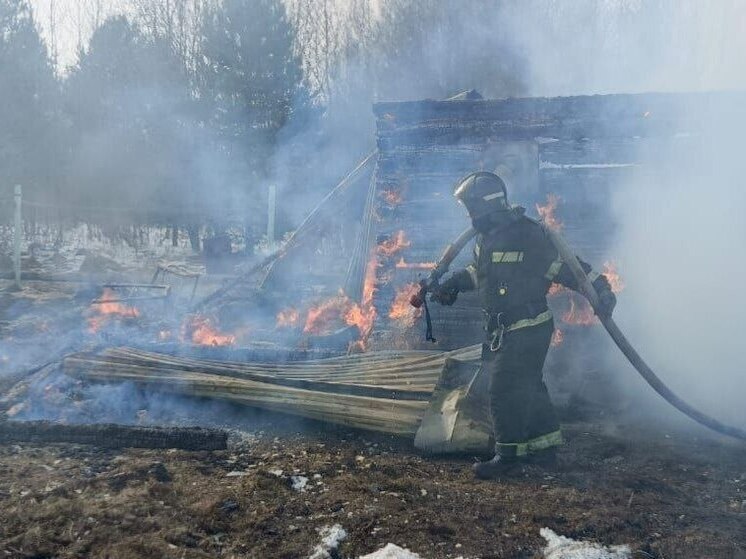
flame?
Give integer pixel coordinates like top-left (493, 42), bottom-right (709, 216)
top-left (276, 308), bottom-right (300, 329)
top-left (299, 230), bottom-right (415, 350)
top-left (388, 283), bottom-right (422, 328)
top-left (377, 230), bottom-right (410, 258)
top-left (562, 295), bottom-right (599, 326)
top-left (381, 190), bottom-right (403, 206)
top-left (303, 294), bottom-right (354, 335)
top-left (551, 328), bottom-right (564, 347)
top-left (303, 250), bottom-right (379, 350)
top-left (183, 315), bottom-right (236, 346)
top-left (395, 258), bottom-right (435, 270)
top-left (351, 251), bottom-right (379, 342)
top-left (536, 193), bottom-right (563, 232)
top-left (548, 261), bottom-right (624, 328)
top-left (87, 288), bottom-right (140, 333)
top-left (602, 261), bottom-right (625, 294)
top-left (547, 283), bottom-right (566, 297)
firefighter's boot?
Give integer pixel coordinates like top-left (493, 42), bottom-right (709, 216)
top-left (472, 448), bottom-right (519, 479)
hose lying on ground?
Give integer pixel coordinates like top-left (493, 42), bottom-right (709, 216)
top-left (544, 224), bottom-right (746, 442)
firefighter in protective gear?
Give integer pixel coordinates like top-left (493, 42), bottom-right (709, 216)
top-left (431, 171), bottom-right (616, 479)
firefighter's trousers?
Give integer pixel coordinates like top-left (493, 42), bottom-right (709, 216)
top-left (481, 317), bottom-right (562, 457)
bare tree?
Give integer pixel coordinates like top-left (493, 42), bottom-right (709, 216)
top-left (129, 0), bottom-right (213, 82)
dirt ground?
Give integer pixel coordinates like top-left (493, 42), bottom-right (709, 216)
top-left (0, 412), bottom-right (744, 559)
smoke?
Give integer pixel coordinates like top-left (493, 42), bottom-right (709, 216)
top-left (498, 0), bottom-right (746, 96)
top-left (493, 0), bottom-right (746, 430)
top-left (609, 110), bottom-right (746, 428)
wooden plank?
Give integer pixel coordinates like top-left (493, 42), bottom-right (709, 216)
top-left (0, 420), bottom-right (228, 450)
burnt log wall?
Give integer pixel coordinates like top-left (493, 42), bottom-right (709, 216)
top-left (369, 92), bottom-right (746, 351)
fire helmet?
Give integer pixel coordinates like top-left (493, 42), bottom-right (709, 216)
top-left (453, 171), bottom-right (509, 223)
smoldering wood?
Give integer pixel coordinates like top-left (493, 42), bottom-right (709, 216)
top-left (0, 420), bottom-right (228, 450)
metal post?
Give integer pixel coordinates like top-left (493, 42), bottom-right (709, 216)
top-left (267, 184), bottom-right (276, 251)
top-left (13, 184), bottom-right (22, 289)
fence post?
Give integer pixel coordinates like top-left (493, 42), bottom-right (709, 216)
top-left (13, 184), bottom-right (22, 289)
top-left (267, 183), bottom-right (276, 252)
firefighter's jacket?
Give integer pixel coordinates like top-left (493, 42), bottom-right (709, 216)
top-left (442, 208), bottom-right (609, 329)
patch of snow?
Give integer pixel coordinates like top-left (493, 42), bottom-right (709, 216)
top-left (225, 471), bottom-right (247, 477)
top-left (291, 475), bottom-right (309, 492)
top-left (541, 528), bottom-right (631, 559)
top-left (268, 468), bottom-right (284, 477)
top-left (308, 524), bottom-right (347, 559)
top-left (358, 544), bottom-right (424, 559)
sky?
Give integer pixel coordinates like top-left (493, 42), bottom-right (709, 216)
top-left (29, 0), bottom-right (127, 71)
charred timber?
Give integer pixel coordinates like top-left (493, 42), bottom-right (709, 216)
top-left (0, 420), bottom-right (228, 450)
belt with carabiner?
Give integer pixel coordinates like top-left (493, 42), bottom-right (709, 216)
top-left (489, 313), bottom-right (507, 352)
top-left (486, 300), bottom-right (549, 352)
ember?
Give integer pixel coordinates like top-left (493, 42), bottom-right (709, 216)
top-left (381, 189), bottom-right (403, 205)
top-left (182, 315), bottom-right (236, 346)
top-left (276, 307), bottom-right (300, 329)
top-left (389, 283), bottom-right (423, 328)
top-left (536, 193), bottom-right (563, 232)
top-left (86, 288), bottom-right (140, 334)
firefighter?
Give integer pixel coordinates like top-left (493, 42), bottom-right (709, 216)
top-left (431, 171), bottom-right (616, 479)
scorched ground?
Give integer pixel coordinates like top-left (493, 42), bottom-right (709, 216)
top-left (0, 411), bottom-right (744, 559)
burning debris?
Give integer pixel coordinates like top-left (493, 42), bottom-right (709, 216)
top-left (181, 315), bottom-right (237, 347)
top-left (86, 288), bottom-right (140, 334)
top-left (276, 307), bottom-right (301, 329)
top-left (295, 229), bottom-right (416, 351)
top-left (303, 293), bottom-right (360, 336)
top-left (389, 283), bottom-right (423, 328)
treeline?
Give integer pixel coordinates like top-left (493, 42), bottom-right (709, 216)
top-left (0, 0), bottom-right (525, 246)
top-left (1, 0), bottom-right (309, 235)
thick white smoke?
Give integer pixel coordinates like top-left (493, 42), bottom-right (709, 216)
top-left (500, 0), bottom-right (746, 429)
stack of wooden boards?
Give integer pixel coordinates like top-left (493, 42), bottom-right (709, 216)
top-left (63, 346), bottom-right (481, 436)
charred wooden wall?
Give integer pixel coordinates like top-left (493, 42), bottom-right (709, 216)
top-left (367, 91), bottom-right (746, 351)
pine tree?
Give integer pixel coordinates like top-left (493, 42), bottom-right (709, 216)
top-left (198, 0), bottom-right (306, 178)
top-left (0, 0), bottom-right (59, 199)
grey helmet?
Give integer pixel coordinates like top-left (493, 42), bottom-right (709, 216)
top-left (453, 171), bottom-right (509, 223)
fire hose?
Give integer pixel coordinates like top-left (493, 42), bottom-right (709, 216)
top-left (410, 227), bottom-right (477, 342)
top-left (543, 225), bottom-right (746, 442)
top-left (411, 225), bottom-right (746, 442)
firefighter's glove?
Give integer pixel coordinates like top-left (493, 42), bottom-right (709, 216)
top-left (592, 276), bottom-right (616, 318)
top-left (430, 287), bottom-right (458, 306)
